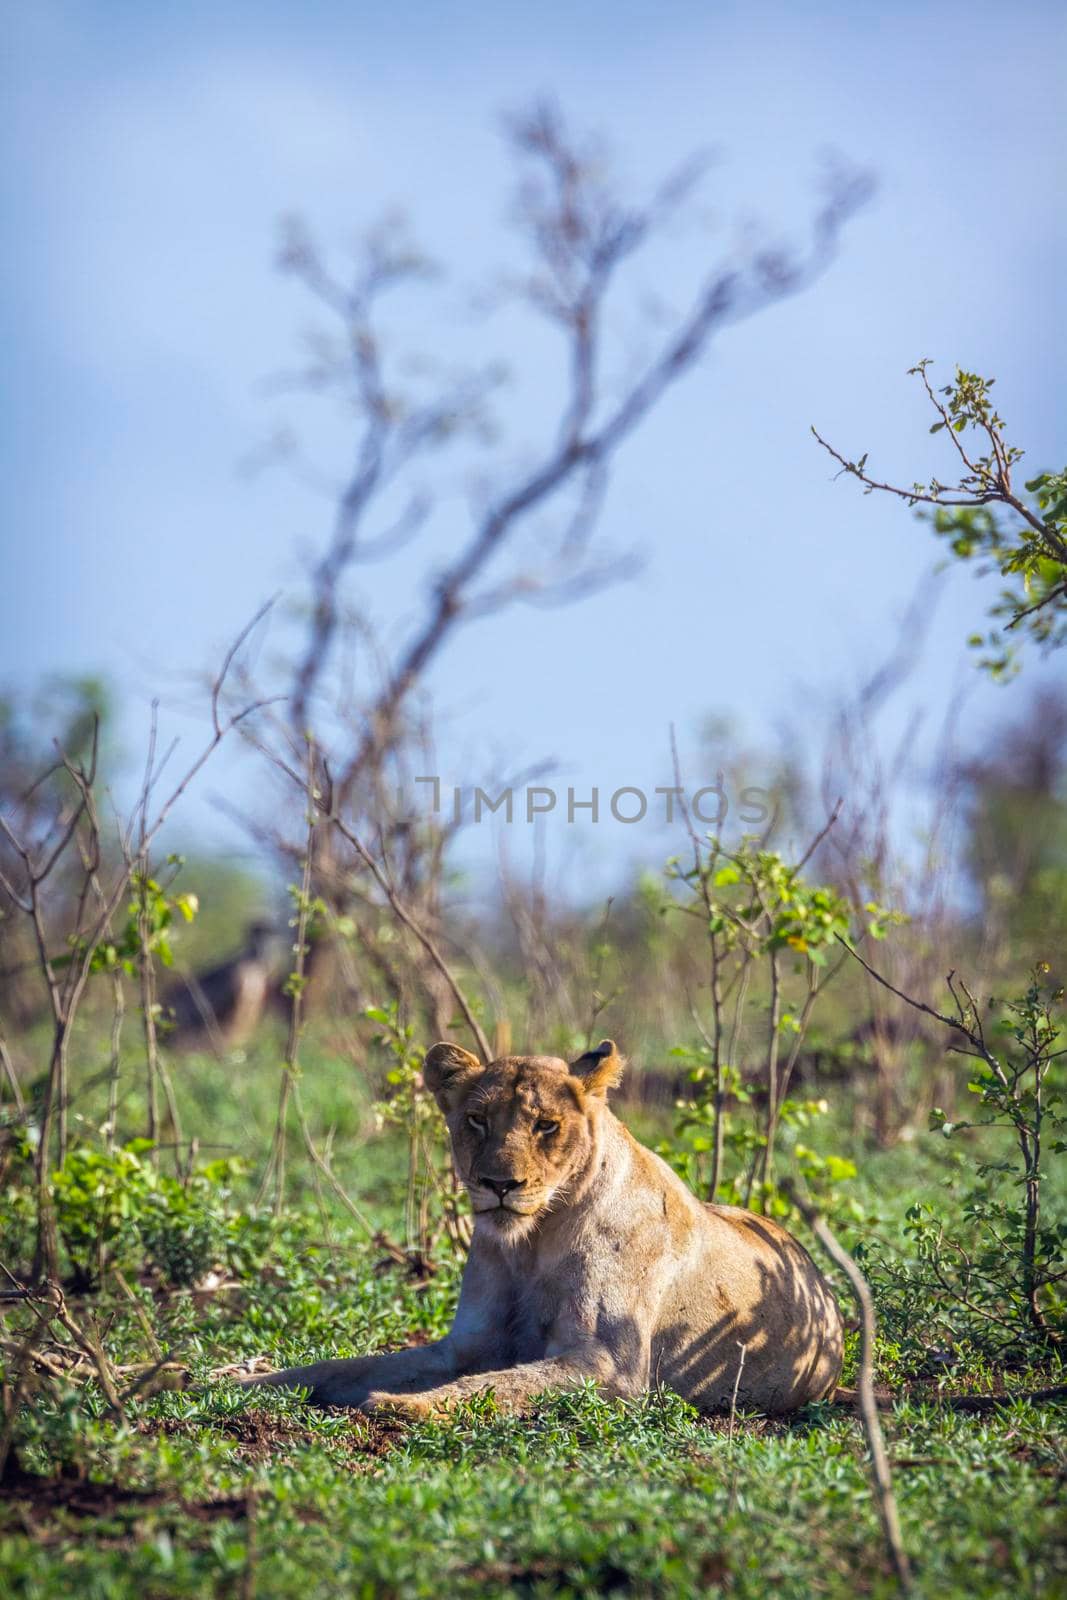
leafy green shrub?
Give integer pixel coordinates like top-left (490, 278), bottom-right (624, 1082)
top-left (659, 1057), bottom-right (860, 1220)
top-left (52, 1139), bottom-right (155, 1289)
top-left (137, 1159), bottom-right (248, 1287)
top-left (656, 835), bottom-right (892, 1216)
top-left (859, 969), bottom-right (1066, 1358)
top-left (52, 1142), bottom-right (258, 1289)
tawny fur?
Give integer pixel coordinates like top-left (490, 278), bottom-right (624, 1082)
top-left (241, 1042), bottom-right (843, 1417)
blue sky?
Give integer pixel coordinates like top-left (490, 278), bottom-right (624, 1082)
top-left (2, 0), bottom-right (1064, 895)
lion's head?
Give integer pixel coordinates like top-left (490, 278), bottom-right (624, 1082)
top-left (423, 1040), bottom-right (624, 1244)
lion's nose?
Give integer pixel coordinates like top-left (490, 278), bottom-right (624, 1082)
top-left (481, 1176), bottom-right (526, 1199)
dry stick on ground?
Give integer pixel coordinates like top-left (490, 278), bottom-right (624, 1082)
top-left (50, 1297), bottom-right (126, 1420)
top-left (784, 1184), bottom-right (912, 1595)
top-left (116, 1353), bottom-right (187, 1406)
top-left (725, 1340), bottom-right (749, 1519)
top-left (727, 1340), bottom-right (748, 1446)
top-left (0, 1285), bottom-right (185, 1474)
top-left (1, 1281), bottom-right (125, 1424)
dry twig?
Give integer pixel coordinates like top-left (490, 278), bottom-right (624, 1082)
top-left (784, 1184), bottom-right (912, 1594)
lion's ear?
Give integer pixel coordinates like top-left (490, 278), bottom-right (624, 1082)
top-left (423, 1041), bottom-right (483, 1110)
top-left (569, 1039), bottom-right (624, 1098)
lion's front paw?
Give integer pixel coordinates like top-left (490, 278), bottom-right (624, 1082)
top-left (362, 1389), bottom-right (442, 1421)
top-left (211, 1357), bottom-right (279, 1386)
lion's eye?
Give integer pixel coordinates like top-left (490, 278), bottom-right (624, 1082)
top-left (535, 1118), bottom-right (559, 1135)
top-left (466, 1113), bottom-right (487, 1132)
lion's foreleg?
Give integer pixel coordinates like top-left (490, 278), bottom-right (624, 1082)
top-left (238, 1341), bottom-right (457, 1408)
top-left (365, 1348), bottom-right (641, 1418)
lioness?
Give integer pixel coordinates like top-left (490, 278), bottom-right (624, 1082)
top-left (244, 1040), bottom-right (843, 1416)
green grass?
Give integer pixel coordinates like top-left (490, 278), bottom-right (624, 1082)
top-left (3, 1332), bottom-right (1064, 1598)
top-left (1, 1032), bottom-right (1065, 1598)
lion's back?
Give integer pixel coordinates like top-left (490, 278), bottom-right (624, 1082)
top-left (650, 1196), bottom-right (844, 1412)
